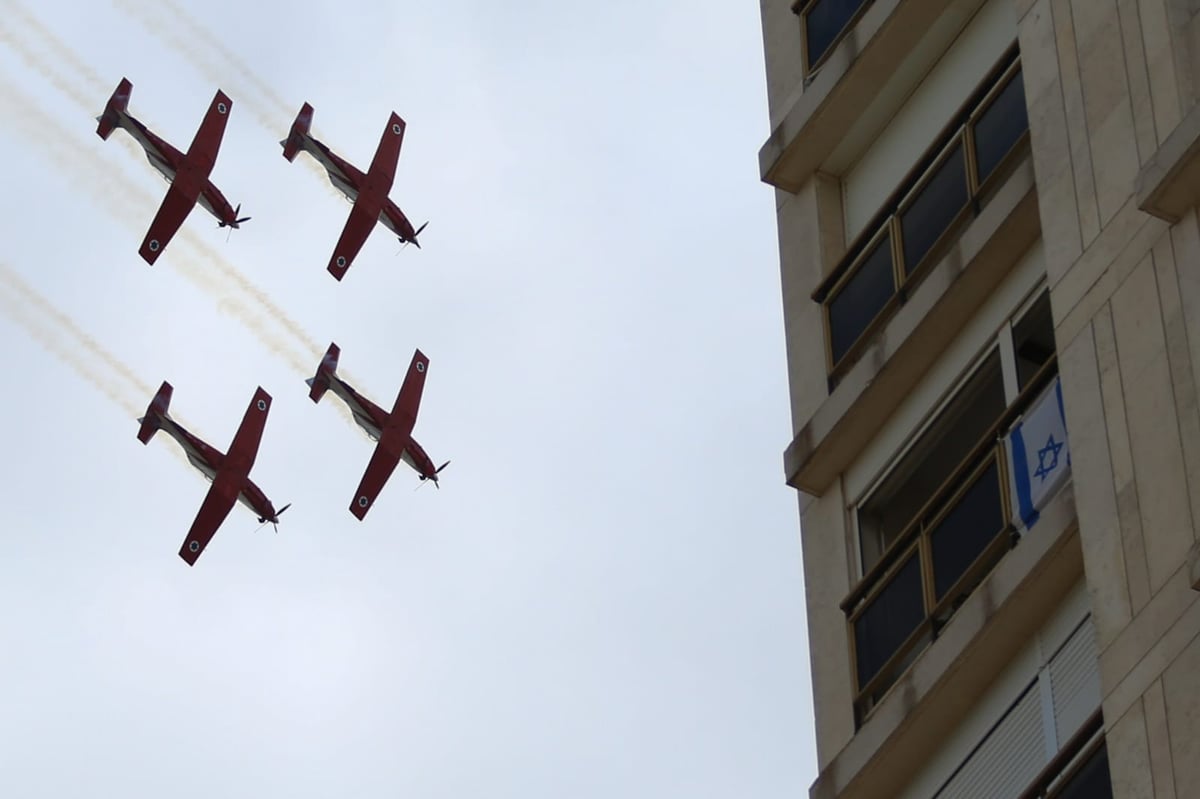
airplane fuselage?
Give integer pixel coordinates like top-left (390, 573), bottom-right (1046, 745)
top-left (157, 416), bottom-right (279, 521)
top-left (111, 111), bottom-right (240, 227)
top-left (326, 377), bottom-right (436, 477)
top-left (300, 136), bottom-right (421, 243)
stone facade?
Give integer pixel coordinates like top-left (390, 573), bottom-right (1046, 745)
top-left (759, 0), bottom-right (1200, 796)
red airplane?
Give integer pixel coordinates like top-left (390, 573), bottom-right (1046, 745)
top-left (96, 78), bottom-right (250, 265)
top-left (137, 382), bottom-right (288, 565)
top-left (280, 103), bottom-right (427, 281)
top-left (306, 344), bottom-right (448, 519)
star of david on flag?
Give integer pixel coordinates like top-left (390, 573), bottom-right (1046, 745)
top-left (1006, 376), bottom-right (1071, 529)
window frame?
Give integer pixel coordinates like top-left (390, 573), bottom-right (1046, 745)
top-left (823, 221), bottom-right (901, 368)
top-left (854, 283), bottom-right (1050, 569)
top-left (795, 0), bottom-right (877, 78)
top-left (844, 286), bottom-right (1058, 721)
top-left (814, 48), bottom-right (1029, 380)
top-left (1016, 710), bottom-right (1108, 799)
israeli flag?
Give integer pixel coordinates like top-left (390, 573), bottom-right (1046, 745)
top-left (1006, 376), bottom-right (1070, 529)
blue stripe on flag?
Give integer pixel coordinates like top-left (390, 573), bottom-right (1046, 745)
top-left (1010, 421), bottom-right (1040, 528)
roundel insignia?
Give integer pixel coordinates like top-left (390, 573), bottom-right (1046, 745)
top-left (416, 361), bottom-right (425, 373)
top-left (336, 256), bottom-right (347, 267)
top-left (148, 239), bottom-right (160, 252)
top-left (217, 102), bottom-right (228, 115)
top-left (188, 541), bottom-right (200, 553)
top-left (358, 496), bottom-right (369, 508)
top-left (392, 123), bottom-right (402, 135)
top-left (257, 399), bottom-right (267, 411)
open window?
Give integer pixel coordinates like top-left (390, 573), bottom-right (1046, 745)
top-left (845, 287), bottom-right (1060, 721)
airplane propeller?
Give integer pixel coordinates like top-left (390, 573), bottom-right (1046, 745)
top-left (397, 221), bottom-right (429, 253)
top-left (257, 502), bottom-right (291, 533)
top-left (417, 460), bottom-right (451, 490)
top-left (219, 203), bottom-right (252, 236)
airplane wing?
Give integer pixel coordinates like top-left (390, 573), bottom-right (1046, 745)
top-left (178, 481), bottom-right (238, 566)
top-left (326, 202), bottom-right (377, 281)
top-left (349, 441), bottom-right (402, 520)
top-left (138, 182), bottom-right (198, 265)
top-left (184, 90), bottom-right (233, 174)
top-left (366, 112), bottom-right (406, 190)
top-left (389, 349), bottom-right (429, 429)
top-left (223, 387), bottom-right (272, 478)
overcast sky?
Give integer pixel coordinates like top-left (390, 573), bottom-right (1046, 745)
top-left (0, 2), bottom-right (813, 796)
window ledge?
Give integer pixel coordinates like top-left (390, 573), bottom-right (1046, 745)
top-left (785, 154), bottom-right (1038, 495)
top-left (1137, 101), bottom-right (1200, 223)
top-left (759, 0), bottom-right (986, 192)
top-left (808, 486), bottom-right (1082, 799)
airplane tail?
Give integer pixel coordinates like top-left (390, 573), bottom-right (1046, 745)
top-left (305, 342), bottom-right (340, 403)
top-left (137, 380), bottom-right (173, 444)
top-left (96, 77), bottom-right (133, 141)
top-left (281, 102), bottom-right (314, 162)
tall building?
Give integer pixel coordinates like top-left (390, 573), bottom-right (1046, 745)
top-left (758, 1), bottom-right (1200, 797)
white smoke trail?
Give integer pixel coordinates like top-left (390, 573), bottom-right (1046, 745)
top-left (0, 287), bottom-right (143, 418)
top-left (0, 13), bottom-right (148, 164)
top-left (2, 1), bottom-right (109, 94)
top-left (0, 76), bottom-right (315, 377)
top-left (158, 0), bottom-right (294, 119)
top-left (0, 16), bottom-right (362, 425)
top-left (0, 262), bottom-right (155, 398)
top-left (110, 0), bottom-right (351, 196)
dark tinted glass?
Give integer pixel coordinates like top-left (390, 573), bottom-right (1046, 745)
top-left (1013, 291), bottom-right (1055, 390)
top-left (857, 351), bottom-right (1005, 570)
top-left (929, 459), bottom-right (1004, 600)
top-left (828, 233), bottom-right (894, 366)
top-left (805, 0), bottom-right (869, 69)
top-left (900, 143), bottom-right (968, 274)
top-left (973, 69), bottom-right (1029, 186)
top-left (854, 552), bottom-right (924, 688)
top-left (1053, 743), bottom-right (1113, 799)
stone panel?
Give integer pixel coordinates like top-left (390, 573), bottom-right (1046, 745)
top-left (1019, 0), bottom-right (1084, 283)
top-left (777, 185), bottom-right (831, 434)
top-left (1073, 0), bottom-right (1139, 226)
top-left (1105, 699), bottom-right (1155, 799)
top-left (1163, 631), bottom-right (1200, 797)
top-left (1152, 235), bottom-right (1200, 546)
top-left (1115, 0), bottom-right (1159, 162)
top-left (1056, 0), bottom-right (1101, 243)
top-left (800, 482), bottom-right (856, 770)
top-left (1094, 302), bottom-right (1151, 612)
top-left (1143, 680), bottom-right (1178, 799)
top-left (1058, 322), bottom-right (1133, 646)
top-left (1137, 0), bottom-right (1183, 142)
top-left (1112, 258), bottom-right (1194, 593)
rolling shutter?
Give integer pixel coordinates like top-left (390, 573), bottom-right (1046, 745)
top-left (1048, 617), bottom-right (1100, 746)
top-left (935, 685), bottom-right (1046, 799)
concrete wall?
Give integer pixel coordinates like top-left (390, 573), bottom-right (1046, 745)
top-left (1017, 0), bottom-right (1200, 794)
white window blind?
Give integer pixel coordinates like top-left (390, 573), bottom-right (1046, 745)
top-left (930, 616), bottom-right (1100, 799)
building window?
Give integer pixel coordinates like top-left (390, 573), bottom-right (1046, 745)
top-left (798, 0), bottom-right (875, 74)
top-left (845, 288), bottom-right (1059, 721)
top-left (928, 618), bottom-right (1106, 799)
top-left (899, 141), bottom-right (969, 276)
top-left (1017, 713), bottom-right (1111, 799)
top-left (813, 47), bottom-right (1029, 379)
top-left (1012, 291), bottom-right (1054, 390)
top-left (858, 351), bottom-right (1006, 571)
top-left (1045, 742), bottom-right (1112, 799)
top-left (828, 229), bottom-right (895, 366)
top-left (973, 67), bottom-right (1031, 187)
